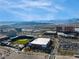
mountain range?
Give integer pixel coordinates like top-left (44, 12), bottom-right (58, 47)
top-left (0, 18), bottom-right (79, 26)
top-left (31, 18), bottom-right (79, 24)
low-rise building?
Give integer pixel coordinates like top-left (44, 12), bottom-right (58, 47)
top-left (30, 38), bottom-right (51, 48)
top-left (0, 35), bottom-right (9, 41)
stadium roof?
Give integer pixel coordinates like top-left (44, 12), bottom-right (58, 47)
top-left (30, 38), bottom-right (50, 45)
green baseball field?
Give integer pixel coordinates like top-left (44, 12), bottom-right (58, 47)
top-left (13, 39), bottom-right (30, 45)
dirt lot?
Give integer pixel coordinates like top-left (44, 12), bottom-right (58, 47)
top-left (0, 46), bottom-right (49, 59)
top-left (55, 55), bottom-right (79, 59)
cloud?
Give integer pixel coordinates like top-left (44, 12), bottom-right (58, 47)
top-left (0, 0), bottom-right (51, 8)
top-left (0, 0), bottom-right (65, 21)
top-left (5, 8), bottom-right (55, 21)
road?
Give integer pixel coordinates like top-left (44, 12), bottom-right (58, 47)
top-left (49, 38), bottom-right (59, 59)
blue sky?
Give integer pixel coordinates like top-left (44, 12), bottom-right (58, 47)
top-left (0, 0), bottom-right (79, 21)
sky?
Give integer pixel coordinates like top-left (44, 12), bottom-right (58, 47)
top-left (0, 0), bottom-right (79, 21)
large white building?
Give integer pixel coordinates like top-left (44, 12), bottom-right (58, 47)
top-left (30, 38), bottom-right (51, 48)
